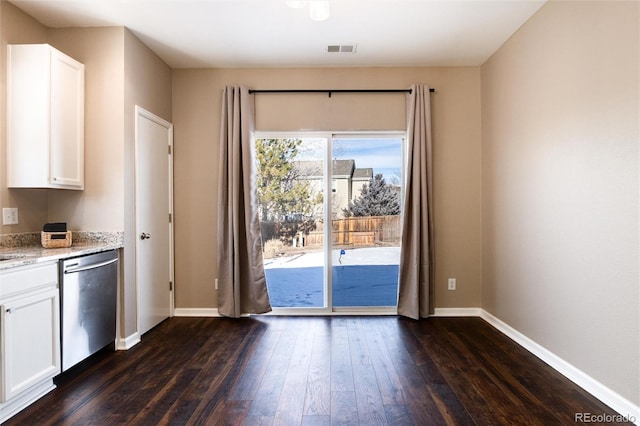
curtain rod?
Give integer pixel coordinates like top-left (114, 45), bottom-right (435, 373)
top-left (248, 88), bottom-right (435, 97)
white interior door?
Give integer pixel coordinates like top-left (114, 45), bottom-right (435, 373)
top-left (135, 106), bottom-right (173, 336)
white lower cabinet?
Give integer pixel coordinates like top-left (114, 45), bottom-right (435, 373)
top-left (0, 262), bottom-right (60, 423)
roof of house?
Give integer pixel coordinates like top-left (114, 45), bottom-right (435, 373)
top-left (293, 160), bottom-right (375, 181)
top-left (334, 160), bottom-right (356, 177)
top-left (294, 160), bottom-right (356, 179)
top-left (352, 168), bottom-right (373, 180)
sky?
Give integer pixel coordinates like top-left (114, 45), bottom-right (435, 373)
top-left (296, 137), bottom-right (404, 184)
top-left (334, 138), bottom-right (403, 184)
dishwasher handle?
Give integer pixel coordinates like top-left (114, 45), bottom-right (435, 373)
top-left (64, 257), bottom-right (118, 274)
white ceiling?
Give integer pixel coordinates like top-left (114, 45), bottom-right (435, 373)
top-left (10, 0), bottom-right (547, 69)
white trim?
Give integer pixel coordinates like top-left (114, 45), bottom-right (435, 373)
top-left (264, 307), bottom-right (331, 316)
top-left (173, 307), bottom-right (398, 317)
top-left (255, 130), bottom-right (406, 140)
top-left (262, 306), bottom-right (397, 316)
top-left (433, 307), bottom-right (482, 317)
top-left (173, 308), bottom-right (221, 317)
top-left (323, 136), bottom-right (332, 309)
top-left (116, 332), bottom-right (140, 350)
top-left (333, 306), bottom-right (397, 315)
top-left (479, 309), bottom-right (640, 423)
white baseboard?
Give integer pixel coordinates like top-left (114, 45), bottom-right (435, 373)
top-left (479, 309), bottom-right (639, 423)
top-left (116, 332), bottom-right (140, 350)
top-left (173, 308), bottom-right (221, 317)
top-left (433, 307), bottom-right (482, 317)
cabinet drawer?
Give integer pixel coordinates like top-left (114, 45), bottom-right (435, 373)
top-left (0, 262), bottom-right (58, 299)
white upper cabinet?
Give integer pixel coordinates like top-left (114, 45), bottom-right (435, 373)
top-left (7, 44), bottom-right (85, 190)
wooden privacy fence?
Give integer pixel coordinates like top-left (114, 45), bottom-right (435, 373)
top-left (304, 215), bottom-right (401, 247)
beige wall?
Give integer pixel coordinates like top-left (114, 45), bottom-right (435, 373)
top-left (0, 1), bottom-right (48, 233)
top-left (173, 67), bottom-right (482, 309)
top-left (47, 27), bottom-right (126, 232)
top-left (123, 29), bottom-right (172, 338)
top-left (481, 0), bottom-right (639, 405)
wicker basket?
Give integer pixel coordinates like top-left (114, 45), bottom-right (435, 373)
top-left (41, 231), bottom-right (72, 248)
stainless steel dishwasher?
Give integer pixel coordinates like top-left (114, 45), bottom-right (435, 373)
top-left (60, 250), bottom-right (118, 372)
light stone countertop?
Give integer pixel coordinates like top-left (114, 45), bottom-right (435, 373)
top-left (0, 232), bottom-right (124, 271)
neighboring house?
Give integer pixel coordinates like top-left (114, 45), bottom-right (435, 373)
top-left (293, 159), bottom-right (373, 218)
top-left (351, 167), bottom-right (374, 207)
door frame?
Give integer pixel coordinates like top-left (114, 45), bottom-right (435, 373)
top-left (255, 131), bottom-right (404, 316)
top-left (134, 105), bottom-right (175, 330)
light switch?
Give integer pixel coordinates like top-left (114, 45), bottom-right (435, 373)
top-left (2, 208), bottom-right (18, 225)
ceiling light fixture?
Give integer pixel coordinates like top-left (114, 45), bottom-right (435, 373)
top-left (286, 1), bottom-right (330, 21)
top-left (309, 1), bottom-right (330, 21)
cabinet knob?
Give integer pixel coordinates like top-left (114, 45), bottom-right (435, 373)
top-left (6, 308), bottom-right (12, 314)
top-left (140, 233), bottom-right (151, 240)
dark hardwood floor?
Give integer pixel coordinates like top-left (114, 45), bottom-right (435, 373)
top-left (4, 316), bottom-right (622, 425)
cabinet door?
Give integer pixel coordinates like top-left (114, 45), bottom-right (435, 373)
top-left (49, 49), bottom-right (84, 189)
top-left (6, 44), bottom-right (50, 188)
top-left (1, 288), bottom-right (60, 402)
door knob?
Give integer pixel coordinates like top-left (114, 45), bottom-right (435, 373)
top-left (140, 232), bottom-right (151, 240)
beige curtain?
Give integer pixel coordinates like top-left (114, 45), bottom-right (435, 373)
top-left (217, 86), bottom-right (272, 317)
top-left (397, 84), bottom-right (434, 320)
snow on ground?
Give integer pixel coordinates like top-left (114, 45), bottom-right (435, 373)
top-left (263, 246), bottom-right (401, 269)
top-left (263, 246), bottom-right (401, 307)
top-left (266, 264), bottom-right (399, 307)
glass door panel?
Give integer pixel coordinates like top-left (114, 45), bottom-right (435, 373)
top-left (256, 137), bottom-right (327, 308)
top-left (330, 137), bottom-right (402, 307)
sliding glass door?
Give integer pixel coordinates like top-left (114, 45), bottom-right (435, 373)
top-left (330, 137), bottom-right (402, 310)
top-left (256, 133), bottom-right (404, 313)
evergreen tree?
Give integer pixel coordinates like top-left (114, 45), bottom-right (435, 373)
top-left (255, 138), bottom-right (318, 242)
top-left (255, 138), bottom-right (311, 221)
top-left (344, 173), bottom-right (401, 217)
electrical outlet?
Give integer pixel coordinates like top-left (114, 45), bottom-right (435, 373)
top-left (448, 278), bottom-right (456, 291)
top-left (2, 208), bottom-right (18, 225)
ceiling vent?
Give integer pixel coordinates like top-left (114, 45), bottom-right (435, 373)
top-left (326, 44), bottom-right (357, 54)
